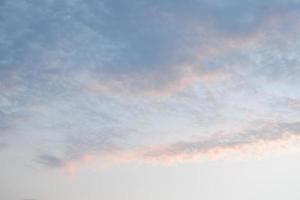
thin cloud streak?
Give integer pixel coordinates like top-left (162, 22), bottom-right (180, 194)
top-left (137, 122), bottom-right (300, 163)
top-left (38, 122), bottom-right (300, 173)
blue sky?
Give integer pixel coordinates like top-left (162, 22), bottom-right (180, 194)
top-left (1, 0), bottom-right (300, 200)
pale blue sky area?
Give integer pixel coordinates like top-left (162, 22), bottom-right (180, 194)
top-left (1, 0), bottom-right (300, 200)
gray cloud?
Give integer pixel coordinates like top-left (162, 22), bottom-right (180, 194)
top-left (141, 121), bottom-right (300, 160)
top-left (37, 154), bottom-right (64, 168)
top-left (0, 142), bottom-right (6, 151)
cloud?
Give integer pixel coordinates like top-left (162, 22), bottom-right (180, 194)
top-left (1, 0), bottom-right (300, 176)
top-left (76, 4), bottom-right (300, 96)
top-left (287, 98), bottom-right (300, 108)
top-left (0, 142), bottom-right (6, 151)
top-left (36, 121), bottom-right (300, 172)
top-left (2, 0), bottom-right (300, 97)
top-left (137, 122), bottom-right (300, 162)
top-left (37, 154), bottom-right (64, 168)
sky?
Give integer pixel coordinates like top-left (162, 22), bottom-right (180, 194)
top-left (1, 0), bottom-right (300, 199)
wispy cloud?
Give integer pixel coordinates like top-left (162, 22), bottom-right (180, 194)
top-left (36, 121), bottom-right (300, 173)
top-left (137, 122), bottom-right (300, 162)
top-left (37, 154), bottom-right (64, 168)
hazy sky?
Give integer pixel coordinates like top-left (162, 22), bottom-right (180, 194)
top-left (1, 0), bottom-right (300, 200)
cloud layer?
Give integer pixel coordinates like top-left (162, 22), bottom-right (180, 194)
top-left (1, 0), bottom-right (300, 172)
